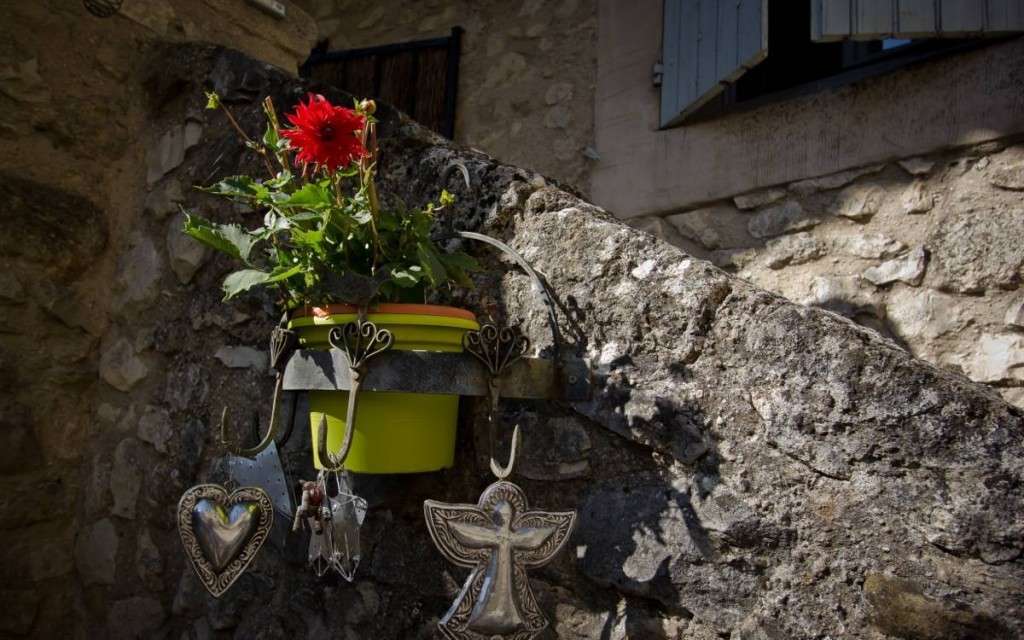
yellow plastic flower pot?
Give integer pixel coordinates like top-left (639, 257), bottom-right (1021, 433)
top-left (288, 304), bottom-right (479, 474)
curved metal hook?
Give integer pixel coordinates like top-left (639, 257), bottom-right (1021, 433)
top-left (221, 325), bottom-right (295, 458)
top-left (317, 319), bottom-right (389, 472)
top-left (442, 162), bottom-right (472, 191)
top-left (220, 376), bottom-right (285, 459)
top-left (440, 162), bottom-right (472, 234)
top-left (315, 374), bottom-right (361, 472)
top-left (440, 231), bottom-right (564, 357)
top-left (489, 424), bottom-right (520, 480)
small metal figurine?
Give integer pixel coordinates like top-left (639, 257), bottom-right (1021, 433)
top-left (305, 469), bottom-right (367, 580)
top-left (424, 481), bottom-right (575, 639)
top-left (294, 479), bottom-right (328, 534)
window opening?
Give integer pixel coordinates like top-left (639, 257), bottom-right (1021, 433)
top-left (300, 27), bottom-right (462, 139)
top-left (679, 1), bottom-right (992, 124)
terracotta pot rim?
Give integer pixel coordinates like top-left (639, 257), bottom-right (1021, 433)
top-left (290, 303), bottom-right (476, 323)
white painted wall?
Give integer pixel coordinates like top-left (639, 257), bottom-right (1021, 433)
top-left (593, 0), bottom-right (1024, 218)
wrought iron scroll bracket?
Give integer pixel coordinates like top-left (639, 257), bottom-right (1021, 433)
top-left (315, 318), bottom-right (394, 471)
top-left (463, 323), bottom-right (529, 479)
top-left (437, 162), bottom-right (566, 359)
top-left (221, 325), bottom-right (296, 459)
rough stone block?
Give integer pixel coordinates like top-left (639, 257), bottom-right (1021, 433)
top-left (764, 232), bottom-right (825, 269)
top-left (146, 125), bottom-right (188, 185)
top-left (747, 202), bottom-right (819, 239)
top-left (106, 596), bottom-right (166, 640)
top-left (214, 345), bottom-right (268, 371)
top-left (74, 518), bottom-right (118, 585)
top-left (733, 188), bottom-right (786, 210)
top-left (144, 179), bottom-right (184, 220)
top-left (902, 180), bottom-right (934, 214)
top-left (110, 438), bottom-right (144, 519)
top-left (137, 407), bottom-right (170, 453)
top-left (831, 184), bottom-right (886, 220)
top-left (789, 164), bottom-right (884, 195)
top-left (100, 338), bottom-right (149, 392)
top-left (897, 157), bottom-right (934, 176)
top-left (668, 204), bottom-right (751, 250)
top-left (990, 165), bottom-right (1024, 191)
top-left (965, 332), bottom-right (1024, 383)
top-left (0, 58), bottom-right (50, 104)
top-left (166, 213), bottom-right (208, 284)
top-left (886, 288), bottom-right (964, 341)
top-left (929, 207), bottom-right (1024, 293)
top-left (0, 590), bottom-right (43, 635)
top-left (863, 247), bottom-right (927, 286)
top-left (1004, 292), bottom-right (1024, 327)
top-left (113, 233), bottom-right (164, 316)
top-left (840, 233), bottom-right (906, 259)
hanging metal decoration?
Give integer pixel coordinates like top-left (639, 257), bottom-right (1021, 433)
top-left (228, 440), bottom-right (293, 520)
top-left (424, 324), bottom-right (578, 639)
top-left (177, 484), bottom-right (274, 597)
top-left (424, 480), bottom-right (575, 639)
top-left (173, 162), bottom-right (591, 624)
top-left (304, 468), bottom-right (367, 580)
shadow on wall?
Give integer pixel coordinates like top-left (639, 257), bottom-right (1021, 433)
top-left (812, 297), bottom-right (912, 353)
top-left (567, 371), bottom-right (786, 634)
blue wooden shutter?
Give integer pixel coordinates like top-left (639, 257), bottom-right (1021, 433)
top-left (812, 0), bottom-right (1024, 41)
top-left (660, 0), bottom-right (768, 127)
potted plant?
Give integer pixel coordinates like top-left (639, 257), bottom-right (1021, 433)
top-left (183, 92), bottom-right (479, 473)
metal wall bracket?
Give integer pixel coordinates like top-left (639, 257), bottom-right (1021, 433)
top-left (280, 350), bottom-right (591, 401)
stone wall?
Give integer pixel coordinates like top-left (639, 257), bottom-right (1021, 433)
top-left (0, 4), bottom-right (314, 637)
top-left (311, 3), bottom-right (1024, 403)
top-left (311, 0), bottom-right (597, 196)
top-left (58, 45), bottom-right (1024, 639)
top-left (632, 141), bottom-right (1024, 407)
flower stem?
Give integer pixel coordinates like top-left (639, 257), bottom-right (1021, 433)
top-left (360, 118), bottom-right (381, 269)
top-left (217, 101), bottom-right (276, 178)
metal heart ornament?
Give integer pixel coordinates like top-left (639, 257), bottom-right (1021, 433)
top-left (177, 484), bottom-right (273, 597)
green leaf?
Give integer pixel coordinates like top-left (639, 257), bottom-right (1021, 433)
top-left (205, 91), bottom-right (221, 110)
top-left (288, 211), bottom-right (322, 222)
top-left (263, 121), bottom-right (279, 150)
top-left (416, 243), bottom-right (447, 285)
top-left (290, 226), bottom-right (326, 251)
top-left (284, 183), bottom-right (331, 207)
top-left (182, 213), bottom-right (258, 263)
top-left (196, 175), bottom-right (258, 199)
top-left (265, 171), bottom-right (293, 189)
top-left (352, 208), bottom-right (373, 225)
top-left (221, 265), bottom-right (303, 299)
top-left (391, 265), bottom-right (424, 288)
top-left (439, 253), bottom-right (479, 272)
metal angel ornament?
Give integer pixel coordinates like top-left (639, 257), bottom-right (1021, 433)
top-left (424, 471), bottom-right (575, 639)
top-left (424, 324), bottom-right (577, 640)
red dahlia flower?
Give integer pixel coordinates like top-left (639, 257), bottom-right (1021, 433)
top-left (281, 93), bottom-right (368, 173)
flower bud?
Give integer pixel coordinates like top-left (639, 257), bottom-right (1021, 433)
top-left (359, 99), bottom-right (376, 116)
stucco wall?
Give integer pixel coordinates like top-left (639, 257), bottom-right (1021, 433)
top-left (593, 0), bottom-right (1024, 218)
top-left (312, 0), bottom-right (598, 195)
